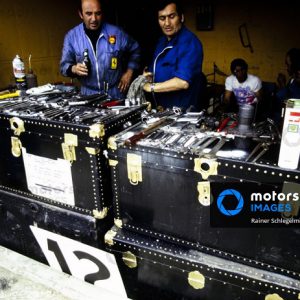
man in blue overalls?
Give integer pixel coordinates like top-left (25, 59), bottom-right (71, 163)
top-left (143, 0), bottom-right (204, 111)
top-left (60, 0), bottom-right (141, 99)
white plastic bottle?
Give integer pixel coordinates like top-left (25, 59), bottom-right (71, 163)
top-left (278, 99), bottom-right (300, 169)
top-left (12, 55), bottom-right (27, 91)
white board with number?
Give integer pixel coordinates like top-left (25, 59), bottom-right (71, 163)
top-left (30, 226), bottom-right (127, 298)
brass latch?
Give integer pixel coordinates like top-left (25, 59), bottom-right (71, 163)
top-left (114, 218), bottom-right (123, 228)
top-left (109, 159), bottom-right (118, 167)
top-left (89, 123), bottom-right (105, 139)
top-left (127, 153), bottom-right (142, 185)
top-left (197, 181), bottom-right (211, 206)
top-left (104, 229), bottom-right (117, 246)
top-left (61, 133), bottom-right (78, 163)
top-left (93, 207), bottom-right (108, 219)
top-left (85, 147), bottom-right (100, 155)
top-left (188, 271), bottom-right (205, 289)
top-left (122, 251), bottom-right (137, 268)
top-left (9, 117), bottom-right (25, 136)
top-left (108, 136), bottom-right (117, 150)
top-left (194, 157), bottom-right (218, 180)
top-left (11, 137), bottom-right (22, 157)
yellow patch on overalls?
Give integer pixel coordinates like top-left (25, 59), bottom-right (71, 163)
top-left (111, 57), bottom-right (118, 70)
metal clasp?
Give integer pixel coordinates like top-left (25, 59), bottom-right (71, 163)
top-left (89, 123), bottom-right (105, 139)
top-left (197, 181), bottom-right (211, 206)
top-left (127, 153), bottom-right (142, 185)
top-left (10, 117), bottom-right (25, 136)
top-left (194, 157), bottom-right (218, 179)
top-left (61, 133), bottom-right (78, 163)
top-left (11, 137), bottom-right (22, 157)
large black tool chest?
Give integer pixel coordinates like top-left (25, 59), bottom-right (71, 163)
top-left (105, 226), bottom-right (300, 300)
top-left (107, 113), bottom-right (300, 272)
top-left (0, 188), bottom-right (109, 263)
top-left (0, 93), bottom-right (145, 218)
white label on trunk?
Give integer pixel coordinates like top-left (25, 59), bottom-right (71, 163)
top-left (22, 147), bottom-right (75, 205)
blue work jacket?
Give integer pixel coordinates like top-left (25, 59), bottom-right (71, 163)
top-left (150, 26), bottom-right (203, 110)
top-left (60, 22), bottom-right (140, 99)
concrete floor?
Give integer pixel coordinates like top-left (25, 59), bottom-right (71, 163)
top-left (0, 246), bottom-right (128, 300)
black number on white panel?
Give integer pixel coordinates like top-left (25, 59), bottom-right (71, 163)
top-left (74, 251), bottom-right (110, 283)
top-left (47, 239), bottom-right (110, 284)
top-left (47, 238), bottom-right (71, 274)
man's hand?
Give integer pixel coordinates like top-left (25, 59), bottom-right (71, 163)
top-left (143, 67), bottom-right (153, 83)
top-left (71, 63), bottom-right (88, 76)
top-left (118, 69), bottom-right (134, 93)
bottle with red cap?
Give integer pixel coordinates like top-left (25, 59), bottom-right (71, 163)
top-left (12, 54), bottom-right (27, 92)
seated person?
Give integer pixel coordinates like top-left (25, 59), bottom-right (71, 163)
top-left (224, 58), bottom-right (262, 112)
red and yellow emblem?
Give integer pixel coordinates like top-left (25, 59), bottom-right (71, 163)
top-left (109, 35), bottom-right (116, 44)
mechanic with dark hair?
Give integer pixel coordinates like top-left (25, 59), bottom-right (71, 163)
top-left (273, 48), bottom-right (300, 124)
top-left (224, 58), bottom-right (262, 109)
top-left (60, 0), bottom-right (141, 99)
top-left (143, 0), bottom-right (205, 111)
top-left (276, 48), bottom-right (300, 101)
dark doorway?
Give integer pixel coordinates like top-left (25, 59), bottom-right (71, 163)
top-left (104, 0), bottom-right (161, 70)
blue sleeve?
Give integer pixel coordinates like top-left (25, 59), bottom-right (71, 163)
top-left (174, 37), bottom-right (203, 83)
top-left (120, 30), bottom-right (141, 71)
top-left (60, 31), bottom-right (77, 77)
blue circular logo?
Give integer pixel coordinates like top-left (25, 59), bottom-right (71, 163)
top-left (217, 189), bottom-right (244, 216)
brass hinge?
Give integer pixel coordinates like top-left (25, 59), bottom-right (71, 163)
top-left (89, 123), bottom-right (105, 139)
top-left (108, 136), bottom-right (117, 150)
top-left (93, 207), bottom-right (108, 219)
top-left (61, 133), bottom-right (78, 163)
top-left (197, 181), bottom-right (211, 206)
top-left (109, 159), bottom-right (118, 167)
top-left (85, 147), bottom-right (100, 155)
top-left (194, 157), bottom-right (218, 180)
top-left (122, 251), bottom-right (137, 268)
top-left (11, 137), bottom-right (22, 157)
top-left (114, 218), bottom-right (123, 228)
top-left (9, 117), bottom-right (25, 136)
top-left (104, 229), bottom-right (117, 246)
top-left (127, 153), bottom-right (142, 185)
top-left (188, 271), bottom-right (205, 289)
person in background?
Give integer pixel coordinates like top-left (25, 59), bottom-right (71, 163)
top-left (276, 48), bottom-right (300, 102)
top-left (143, 0), bottom-right (204, 111)
top-left (224, 58), bottom-right (262, 110)
top-left (60, 0), bottom-right (141, 99)
top-left (272, 48), bottom-right (300, 124)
